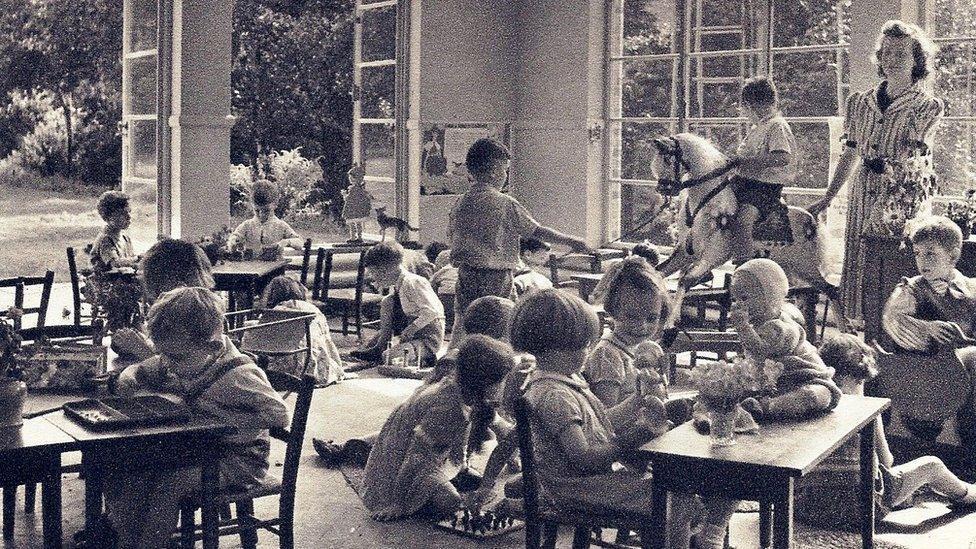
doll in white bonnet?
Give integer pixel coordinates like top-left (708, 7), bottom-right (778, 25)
top-left (730, 258), bottom-right (841, 420)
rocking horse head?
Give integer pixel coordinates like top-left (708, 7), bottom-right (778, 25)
top-left (649, 133), bottom-right (731, 197)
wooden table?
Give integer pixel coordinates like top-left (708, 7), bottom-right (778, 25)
top-left (1, 417), bottom-right (75, 548)
top-left (212, 259), bottom-right (290, 311)
top-left (635, 396), bottom-right (890, 549)
top-left (45, 411), bottom-right (232, 549)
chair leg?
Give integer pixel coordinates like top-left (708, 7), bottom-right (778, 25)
top-left (179, 501), bottom-right (196, 549)
top-left (525, 522), bottom-right (542, 549)
top-left (571, 526), bottom-right (591, 549)
top-left (219, 502), bottom-right (232, 521)
top-left (280, 492), bottom-right (296, 549)
top-left (24, 482), bottom-right (36, 514)
top-left (541, 523), bottom-right (558, 549)
top-left (235, 499), bottom-right (258, 549)
top-left (3, 486), bottom-right (15, 539)
top-left (638, 527), bottom-right (655, 549)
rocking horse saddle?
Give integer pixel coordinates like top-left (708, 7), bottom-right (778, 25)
top-left (874, 340), bottom-right (976, 423)
top-left (750, 202), bottom-right (794, 245)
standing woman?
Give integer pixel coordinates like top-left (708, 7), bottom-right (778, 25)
top-left (807, 20), bottom-right (944, 327)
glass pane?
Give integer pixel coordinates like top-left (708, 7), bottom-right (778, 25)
top-left (773, 0), bottom-right (848, 47)
top-left (687, 123), bottom-right (745, 156)
top-left (622, 0), bottom-right (677, 56)
top-left (620, 183), bottom-right (677, 244)
top-left (694, 53), bottom-right (757, 78)
top-left (936, 42), bottom-right (976, 118)
top-left (620, 121), bottom-right (675, 180)
top-left (698, 0), bottom-right (745, 27)
top-left (699, 32), bottom-right (746, 52)
top-left (122, 178), bottom-right (158, 251)
top-left (772, 51), bottom-right (842, 117)
top-left (934, 121), bottom-right (976, 197)
top-left (361, 65), bottom-right (395, 119)
top-left (128, 56), bottom-right (157, 115)
top-left (361, 122), bottom-right (395, 180)
top-left (689, 82), bottom-right (742, 118)
top-left (362, 5), bottom-right (396, 62)
top-left (131, 0), bottom-right (157, 52)
top-left (621, 60), bottom-right (676, 118)
top-left (789, 122), bottom-right (830, 189)
top-left (933, 0), bottom-right (976, 38)
top-left (127, 119), bottom-right (157, 180)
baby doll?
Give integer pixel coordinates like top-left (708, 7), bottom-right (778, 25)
top-left (730, 258), bottom-right (841, 419)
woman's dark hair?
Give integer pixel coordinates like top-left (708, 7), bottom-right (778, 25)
top-left (465, 138), bottom-right (511, 177)
top-left (456, 334), bottom-right (514, 454)
top-left (874, 19), bottom-right (938, 84)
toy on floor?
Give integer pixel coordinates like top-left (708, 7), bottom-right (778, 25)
top-left (377, 342), bottom-right (433, 380)
top-left (436, 508), bottom-right (524, 539)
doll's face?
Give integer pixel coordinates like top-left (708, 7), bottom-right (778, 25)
top-left (912, 240), bottom-right (959, 284)
top-left (613, 284), bottom-right (664, 339)
top-left (730, 272), bottom-right (781, 322)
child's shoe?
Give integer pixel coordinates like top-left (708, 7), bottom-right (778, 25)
top-left (343, 438), bottom-right (372, 467)
top-left (73, 514), bottom-right (119, 549)
top-left (349, 347), bottom-right (383, 363)
top-left (313, 438), bottom-right (345, 468)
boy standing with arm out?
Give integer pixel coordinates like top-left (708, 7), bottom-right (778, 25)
top-left (447, 138), bottom-right (591, 344)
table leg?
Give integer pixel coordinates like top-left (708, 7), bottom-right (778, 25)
top-left (82, 453), bottom-right (103, 533)
top-left (759, 500), bottom-right (773, 549)
top-left (650, 477), bottom-right (668, 549)
top-left (859, 421), bottom-right (876, 549)
top-left (200, 458), bottom-right (220, 549)
top-left (2, 485), bottom-right (13, 539)
top-left (41, 454), bottom-right (62, 549)
top-left (773, 479), bottom-right (794, 549)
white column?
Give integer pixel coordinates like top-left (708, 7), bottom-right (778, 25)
top-left (168, 0), bottom-right (235, 241)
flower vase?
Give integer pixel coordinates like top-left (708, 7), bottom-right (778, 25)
top-left (0, 377), bottom-right (27, 428)
top-left (709, 408), bottom-right (737, 447)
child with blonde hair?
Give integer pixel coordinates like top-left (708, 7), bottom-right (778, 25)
top-left (252, 276), bottom-right (347, 385)
top-left (227, 180), bottom-right (303, 258)
top-left (584, 255), bottom-right (672, 407)
top-left (730, 258), bottom-right (842, 420)
top-left (796, 334), bottom-right (976, 530)
top-left (103, 288), bottom-right (289, 548)
top-left (514, 288), bottom-right (737, 549)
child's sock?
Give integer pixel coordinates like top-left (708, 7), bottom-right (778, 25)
top-left (694, 523), bottom-right (726, 549)
top-left (959, 483), bottom-right (976, 504)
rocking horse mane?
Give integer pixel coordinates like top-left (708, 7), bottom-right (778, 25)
top-left (671, 133), bottom-right (729, 177)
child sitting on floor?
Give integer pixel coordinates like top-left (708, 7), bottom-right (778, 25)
top-left (513, 237), bottom-right (553, 297)
top-left (227, 180), bottom-right (304, 259)
top-left (361, 335), bottom-right (517, 521)
top-left (730, 258), bottom-right (841, 420)
top-left (882, 216), bottom-right (976, 443)
top-left (110, 239), bottom-right (216, 362)
top-left (101, 288), bottom-right (290, 549)
top-left (584, 255), bottom-right (672, 408)
top-left (350, 241), bottom-right (446, 367)
top-left (247, 276), bottom-right (347, 385)
top-left (515, 288), bottom-right (737, 549)
top-left (795, 334), bottom-right (976, 530)
top-left (90, 190), bottom-right (138, 273)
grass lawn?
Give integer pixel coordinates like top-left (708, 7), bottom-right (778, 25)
top-left (0, 183), bottom-right (359, 281)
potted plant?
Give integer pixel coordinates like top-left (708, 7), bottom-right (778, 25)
top-left (197, 226), bottom-right (233, 266)
top-left (0, 308), bottom-right (25, 428)
top-left (945, 189), bottom-right (976, 240)
top-left (689, 356), bottom-right (781, 446)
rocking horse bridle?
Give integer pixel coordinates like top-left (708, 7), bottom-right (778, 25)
top-left (652, 136), bottom-right (739, 227)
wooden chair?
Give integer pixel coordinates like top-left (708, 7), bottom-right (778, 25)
top-left (228, 309), bottom-right (316, 379)
top-left (513, 397), bottom-right (655, 549)
top-left (284, 238), bottom-right (314, 287)
top-left (175, 370), bottom-right (316, 549)
top-left (0, 271), bottom-right (54, 331)
top-left (311, 247), bottom-right (383, 338)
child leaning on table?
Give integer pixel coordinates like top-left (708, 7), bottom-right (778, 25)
top-left (104, 287), bottom-right (289, 549)
top-left (730, 258), bottom-right (842, 420)
top-left (794, 334), bottom-right (976, 531)
top-left (514, 288), bottom-right (737, 549)
top-left (227, 179), bottom-right (304, 258)
top-left (90, 190), bottom-right (139, 273)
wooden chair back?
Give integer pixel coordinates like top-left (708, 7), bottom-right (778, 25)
top-left (264, 370), bottom-right (316, 525)
top-left (512, 396), bottom-right (545, 548)
top-left (229, 309), bottom-right (316, 378)
top-left (0, 271), bottom-right (54, 331)
top-left (284, 238), bottom-right (314, 287)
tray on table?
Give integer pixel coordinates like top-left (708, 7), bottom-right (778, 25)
top-left (63, 395), bottom-right (190, 430)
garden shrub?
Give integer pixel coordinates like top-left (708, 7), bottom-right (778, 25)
top-left (229, 163), bottom-right (253, 218)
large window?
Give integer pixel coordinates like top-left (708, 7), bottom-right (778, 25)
top-left (121, 0), bottom-right (164, 249)
top-left (607, 0), bottom-right (850, 242)
top-left (354, 0), bottom-right (398, 214)
top-left (932, 1), bottom-right (976, 198)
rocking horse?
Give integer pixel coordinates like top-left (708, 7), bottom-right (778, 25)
top-left (647, 133), bottom-right (842, 328)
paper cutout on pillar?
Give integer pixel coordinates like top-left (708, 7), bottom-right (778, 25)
top-left (421, 123), bottom-right (511, 195)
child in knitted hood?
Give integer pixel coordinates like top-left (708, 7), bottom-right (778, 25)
top-left (730, 258), bottom-right (841, 419)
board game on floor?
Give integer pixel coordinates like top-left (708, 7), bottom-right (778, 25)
top-left (435, 509), bottom-right (524, 540)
